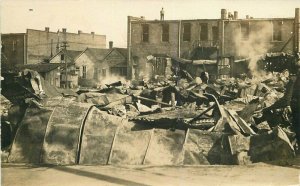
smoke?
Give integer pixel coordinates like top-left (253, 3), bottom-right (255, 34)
top-left (98, 75), bottom-right (128, 86)
top-left (234, 23), bottom-right (273, 77)
top-left (77, 72), bottom-right (129, 88)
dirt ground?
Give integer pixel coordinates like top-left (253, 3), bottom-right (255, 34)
top-left (2, 156), bottom-right (300, 186)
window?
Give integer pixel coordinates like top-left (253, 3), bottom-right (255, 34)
top-left (241, 22), bottom-right (250, 40)
top-left (142, 24), bottom-right (149, 42)
top-left (153, 57), bottom-right (167, 76)
top-left (273, 21), bottom-right (282, 41)
top-left (75, 67), bottom-right (80, 75)
top-left (94, 67), bottom-right (98, 80)
top-left (200, 23), bottom-right (208, 41)
top-left (98, 68), bottom-right (101, 78)
top-left (212, 26), bottom-right (219, 42)
top-left (183, 23), bottom-right (191, 41)
top-left (82, 66), bottom-right (87, 79)
top-left (162, 24), bottom-right (169, 42)
top-left (61, 54), bottom-right (65, 61)
top-left (102, 69), bottom-right (106, 77)
top-left (50, 73), bottom-right (54, 85)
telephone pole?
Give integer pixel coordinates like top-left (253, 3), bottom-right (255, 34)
top-left (61, 41), bottom-right (69, 88)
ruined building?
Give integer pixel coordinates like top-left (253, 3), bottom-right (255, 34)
top-left (127, 8), bottom-right (300, 80)
top-left (1, 28), bottom-right (106, 68)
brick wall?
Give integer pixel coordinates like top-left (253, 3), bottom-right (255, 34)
top-left (1, 34), bottom-right (26, 68)
top-left (223, 19), bottom-right (294, 57)
top-left (130, 21), bottom-right (179, 79)
top-left (26, 29), bottom-right (106, 64)
top-left (180, 20), bottom-right (219, 58)
top-left (129, 17), bottom-right (295, 79)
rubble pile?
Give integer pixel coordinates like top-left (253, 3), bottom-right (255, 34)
top-left (1, 68), bottom-right (298, 165)
top-left (79, 70), bottom-right (297, 165)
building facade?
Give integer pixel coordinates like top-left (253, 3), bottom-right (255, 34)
top-left (1, 28), bottom-right (106, 68)
top-left (18, 63), bottom-right (62, 88)
top-left (1, 33), bottom-right (27, 70)
top-left (127, 8), bottom-right (300, 79)
top-left (104, 48), bottom-right (128, 78)
top-left (75, 46), bottom-right (127, 87)
top-left (49, 49), bottom-right (82, 88)
top-left (75, 47), bottom-right (110, 87)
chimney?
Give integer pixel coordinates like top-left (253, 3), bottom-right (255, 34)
top-left (62, 28), bottom-right (67, 33)
top-left (109, 41), bottom-right (113, 49)
top-left (78, 30), bottom-right (82, 34)
top-left (246, 15), bottom-right (250, 19)
top-left (45, 27), bottom-right (50, 32)
top-left (221, 9), bottom-right (227, 19)
top-left (91, 31), bottom-right (95, 35)
top-left (234, 11), bottom-right (238, 19)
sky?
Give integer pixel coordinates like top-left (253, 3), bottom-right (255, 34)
top-left (1, 0), bottom-right (299, 48)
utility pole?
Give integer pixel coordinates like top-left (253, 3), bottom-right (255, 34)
top-left (61, 41), bottom-right (69, 88)
top-left (50, 39), bottom-right (53, 57)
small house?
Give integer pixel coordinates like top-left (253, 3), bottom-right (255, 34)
top-left (17, 63), bottom-right (62, 87)
top-left (75, 47), bottom-right (127, 87)
top-left (49, 49), bottom-right (82, 88)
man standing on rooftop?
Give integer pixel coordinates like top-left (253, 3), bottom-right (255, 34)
top-left (160, 7), bottom-right (164, 20)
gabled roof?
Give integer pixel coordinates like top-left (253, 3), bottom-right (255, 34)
top-left (50, 49), bottom-right (82, 62)
top-left (76, 47), bottom-right (127, 63)
top-left (102, 47), bottom-right (128, 60)
top-left (85, 48), bottom-right (111, 61)
top-left (114, 48), bottom-right (127, 58)
top-left (65, 50), bottom-right (82, 61)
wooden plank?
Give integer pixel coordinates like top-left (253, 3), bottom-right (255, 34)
top-left (227, 109), bottom-right (256, 135)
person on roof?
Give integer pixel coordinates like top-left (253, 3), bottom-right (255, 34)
top-left (160, 7), bottom-right (164, 21)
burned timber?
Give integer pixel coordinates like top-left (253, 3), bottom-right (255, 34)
top-left (1, 8), bottom-right (300, 166)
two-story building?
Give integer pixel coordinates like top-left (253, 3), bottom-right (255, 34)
top-left (127, 8), bottom-right (300, 80)
top-left (1, 28), bottom-right (106, 69)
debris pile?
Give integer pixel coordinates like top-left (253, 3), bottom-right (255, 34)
top-left (1, 68), bottom-right (298, 165)
top-left (76, 69), bottom-right (297, 164)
